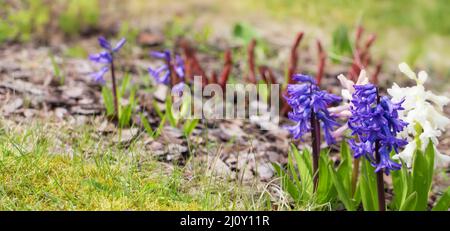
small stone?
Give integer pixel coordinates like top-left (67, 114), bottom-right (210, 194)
top-left (3, 98), bottom-right (23, 115)
top-left (78, 97), bottom-right (94, 105)
top-left (114, 128), bottom-right (139, 144)
top-left (63, 87), bottom-right (83, 98)
top-left (239, 168), bottom-right (254, 182)
top-left (153, 85), bottom-right (168, 102)
top-left (148, 141), bottom-right (164, 151)
top-left (256, 163), bottom-right (274, 180)
top-left (23, 109), bottom-right (35, 118)
top-left (267, 151), bottom-right (280, 163)
top-left (54, 107), bottom-right (68, 119)
top-left (211, 159), bottom-right (233, 177)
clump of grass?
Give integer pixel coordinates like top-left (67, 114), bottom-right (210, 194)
top-left (0, 120), bottom-right (271, 211)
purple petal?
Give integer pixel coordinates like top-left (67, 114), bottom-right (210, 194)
top-left (293, 74), bottom-right (317, 84)
top-left (148, 66), bottom-right (170, 84)
top-left (98, 36), bottom-right (112, 50)
top-left (150, 50), bottom-right (170, 60)
top-left (175, 66), bottom-right (184, 78)
top-left (90, 66), bottom-right (109, 84)
top-left (171, 82), bottom-right (185, 96)
top-left (89, 51), bottom-right (112, 64)
top-left (112, 38), bottom-right (127, 52)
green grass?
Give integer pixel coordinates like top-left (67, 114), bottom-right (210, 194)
top-left (0, 120), bottom-right (272, 211)
top-left (251, 0), bottom-right (450, 36)
top-left (243, 0), bottom-right (450, 76)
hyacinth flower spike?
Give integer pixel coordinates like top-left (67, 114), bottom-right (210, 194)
top-left (348, 83), bottom-right (408, 211)
top-left (148, 50), bottom-right (185, 91)
top-left (285, 74), bottom-right (341, 190)
top-left (388, 63), bottom-right (450, 168)
top-left (89, 36), bottom-right (126, 118)
top-left (328, 70), bottom-right (369, 194)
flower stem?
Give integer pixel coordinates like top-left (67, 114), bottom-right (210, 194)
top-left (351, 158), bottom-right (360, 196)
top-left (110, 57), bottom-right (119, 120)
top-left (375, 87), bottom-right (385, 211)
top-left (310, 109), bottom-right (321, 191)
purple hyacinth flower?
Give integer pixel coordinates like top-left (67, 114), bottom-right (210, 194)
top-left (285, 74), bottom-right (342, 145)
top-left (148, 65), bottom-right (170, 84)
top-left (348, 83), bottom-right (408, 174)
top-left (98, 36), bottom-right (126, 53)
top-left (89, 51), bottom-right (112, 64)
top-left (375, 149), bottom-right (402, 174)
top-left (293, 74), bottom-right (317, 84)
top-left (88, 37), bottom-right (126, 84)
top-left (90, 66), bottom-right (109, 84)
top-left (148, 50), bottom-right (185, 85)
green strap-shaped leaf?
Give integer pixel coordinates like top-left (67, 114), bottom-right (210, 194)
top-left (399, 192), bottom-right (418, 211)
top-left (165, 96), bottom-right (177, 127)
top-left (291, 145), bottom-right (313, 199)
top-left (432, 187), bottom-right (450, 211)
top-left (392, 160), bottom-right (411, 210)
top-left (101, 86), bottom-right (114, 116)
top-left (183, 119), bottom-right (199, 136)
top-left (316, 150), bottom-right (336, 204)
top-left (272, 163), bottom-right (300, 201)
top-left (329, 164), bottom-right (355, 211)
top-left (411, 142), bottom-right (435, 211)
top-left (140, 113), bottom-right (153, 136)
top-left (359, 159), bottom-right (378, 211)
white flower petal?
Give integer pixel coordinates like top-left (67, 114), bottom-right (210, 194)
top-left (389, 62), bottom-right (450, 168)
top-left (356, 69), bottom-right (369, 85)
top-left (396, 141), bottom-right (417, 168)
top-left (417, 71), bottom-right (428, 84)
top-left (398, 62), bottom-right (417, 81)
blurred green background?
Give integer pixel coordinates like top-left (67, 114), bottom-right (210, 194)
top-left (1, 0), bottom-right (449, 77)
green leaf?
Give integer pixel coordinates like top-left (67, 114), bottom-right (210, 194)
top-left (140, 113), bottom-right (153, 136)
top-left (432, 187), bottom-right (450, 211)
top-left (101, 86), bottom-right (114, 116)
top-left (287, 148), bottom-right (301, 192)
top-left (50, 54), bottom-right (64, 85)
top-left (328, 141), bottom-right (355, 210)
top-left (118, 105), bottom-right (132, 127)
top-left (119, 73), bottom-right (130, 100)
top-left (359, 159), bottom-right (379, 211)
top-left (411, 142), bottom-right (435, 211)
top-left (165, 96), bottom-right (177, 127)
top-left (316, 150), bottom-right (336, 204)
top-left (336, 141), bottom-right (352, 195)
top-left (183, 119), bottom-right (199, 136)
top-left (152, 100), bottom-right (164, 119)
top-left (329, 164), bottom-right (355, 211)
top-left (392, 160), bottom-right (411, 210)
top-left (273, 163), bottom-right (300, 201)
top-left (399, 192), bottom-right (418, 211)
top-left (153, 116), bottom-right (166, 139)
top-left (340, 140), bottom-right (352, 169)
top-left (118, 87), bottom-right (136, 127)
top-left (331, 24), bottom-right (352, 62)
top-left (291, 145), bottom-right (313, 199)
top-left (232, 22), bottom-right (258, 44)
top-left (288, 145), bottom-right (309, 201)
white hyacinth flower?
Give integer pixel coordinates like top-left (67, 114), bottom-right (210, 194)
top-left (388, 62), bottom-right (450, 167)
